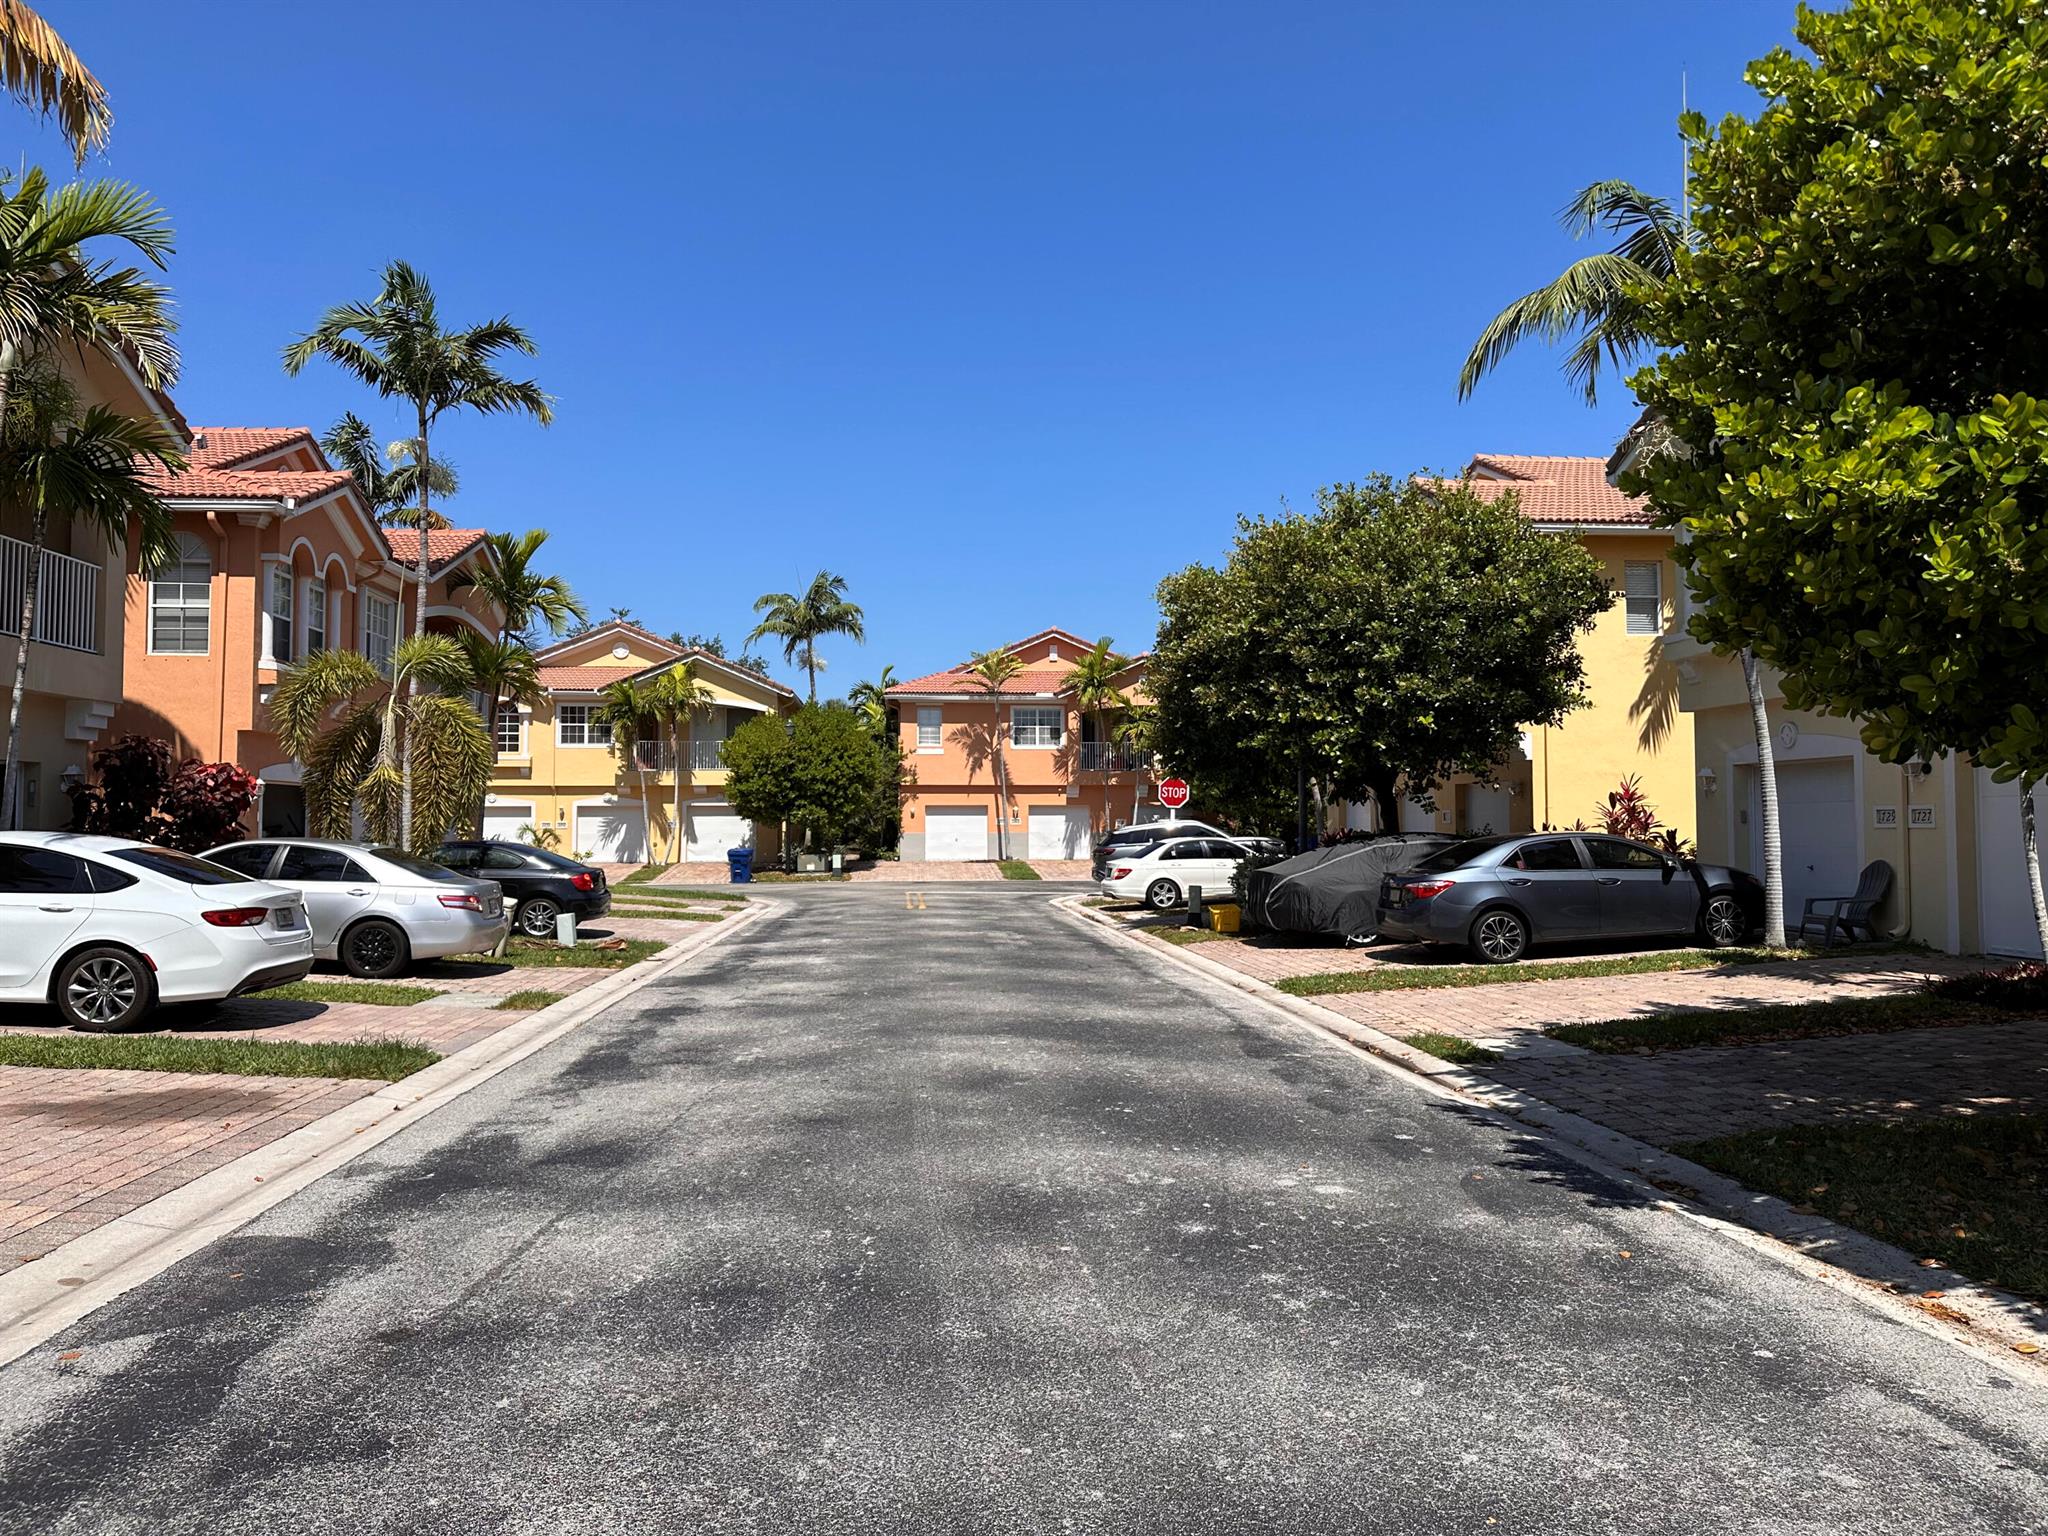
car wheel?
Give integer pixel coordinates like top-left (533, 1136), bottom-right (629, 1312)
top-left (55, 947), bottom-right (154, 1032)
top-left (1145, 878), bottom-right (1182, 912)
top-left (1699, 893), bottom-right (1747, 948)
top-left (1469, 909), bottom-right (1529, 964)
top-left (517, 897), bottom-right (560, 938)
top-left (341, 919), bottom-right (410, 979)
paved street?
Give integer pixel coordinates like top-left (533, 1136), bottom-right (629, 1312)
top-left (1, 885), bottom-right (2044, 1534)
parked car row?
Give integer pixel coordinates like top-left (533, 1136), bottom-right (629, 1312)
top-left (0, 832), bottom-right (611, 1031)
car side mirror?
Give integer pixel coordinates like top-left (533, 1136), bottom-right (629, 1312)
top-left (1661, 860), bottom-right (1677, 883)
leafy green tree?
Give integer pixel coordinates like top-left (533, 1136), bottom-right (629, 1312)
top-left (1, 363), bottom-right (180, 827)
top-left (747, 570), bottom-right (865, 703)
top-left (1626, 0), bottom-right (2048, 954)
top-left (1149, 475), bottom-right (1612, 832)
top-left (0, 1), bottom-right (109, 164)
top-left (723, 704), bottom-right (891, 855)
top-left (964, 647), bottom-right (1022, 859)
top-left (1061, 636), bottom-right (1130, 833)
top-left (283, 260), bottom-right (552, 847)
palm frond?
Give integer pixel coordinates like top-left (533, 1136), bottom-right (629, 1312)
top-left (0, 0), bottom-right (110, 166)
top-left (301, 700), bottom-right (384, 837)
top-left (269, 648), bottom-right (383, 758)
top-left (398, 693), bottom-right (494, 854)
top-left (391, 632), bottom-right (474, 696)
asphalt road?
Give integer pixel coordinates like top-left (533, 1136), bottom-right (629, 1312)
top-left (3, 885), bottom-right (2045, 1534)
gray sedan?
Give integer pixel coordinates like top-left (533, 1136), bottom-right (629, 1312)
top-left (202, 840), bottom-right (510, 978)
top-left (1375, 833), bottom-right (1764, 963)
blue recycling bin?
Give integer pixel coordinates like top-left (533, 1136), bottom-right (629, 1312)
top-left (727, 846), bottom-right (754, 884)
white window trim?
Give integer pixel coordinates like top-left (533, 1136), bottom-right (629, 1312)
top-left (915, 706), bottom-right (943, 754)
top-left (362, 589), bottom-right (398, 674)
top-left (1623, 560), bottom-right (1664, 636)
top-left (555, 702), bottom-right (613, 749)
top-left (1009, 704), bottom-right (1063, 749)
top-left (303, 575), bottom-right (328, 656)
top-left (494, 703), bottom-right (529, 758)
top-left (146, 532), bottom-right (211, 657)
top-left (261, 559), bottom-right (294, 666)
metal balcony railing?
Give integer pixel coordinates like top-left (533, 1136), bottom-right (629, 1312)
top-left (631, 739), bottom-right (676, 773)
top-left (0, 535), bottom-right (101, 653)
top-left (689, 738), bottom-right (725, 771)
top-left (1078, 742), bottom-right (1143, 773)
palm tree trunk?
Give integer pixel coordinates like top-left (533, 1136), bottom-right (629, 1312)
top-left (399, 405), bottom-right (432, 849)
top-left (1742, 648), bottom-right (1786, 947)
top-left (2022, 774), bottom-right (2048, 959)
top-left (671, 722), bottom-right (686, 864)
top-left (2, 507), bottom-right (46, 830)
top-left (806, 640), bottom-right (817, 704)
top-left (991, 699), bottom-right (1008, 861)
top-left (638, 760), bottom-right (653, 866)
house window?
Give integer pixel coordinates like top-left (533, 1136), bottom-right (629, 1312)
top-left (916, 706), bottom-right (942, 752)
top-left (305, 577), bottom-right (327, 655)
top-left (1624, 561), bottom-right (1663, 635)
top-left (265, 565), bottom-right (294, 664)
top-left (495, 705), bottom-right (525, 756)
top-left (1010, 705), bottom-right (1063, 748)
top-left (557, 704), bottom-right (611, 748)
top-left (364, 593), bottom-right (396, 674)
top-left (148, 533), bottom-right (210, 654)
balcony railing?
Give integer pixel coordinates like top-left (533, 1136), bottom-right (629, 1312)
top-left (631, 739), bottom-right (676, 773)
top-left (1078, 742), bottom-right (1144, 773)
top-left (690, 738), bottom-right (726, 771)
top-left (0, 535), bottom-right (101, 654)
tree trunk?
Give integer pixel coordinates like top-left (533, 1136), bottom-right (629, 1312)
top-left (399, 405), bottom-right (433, 849)
top-left (805, 640), bottom-right (817, 704)
top-left (2022, 773), bottom-right (2048, 960)
top-left (1742, 648), bottom-right (1786, 947)
top-left (671, 720), bottom-right (685, 864)
top-left (991, 699), bottom-right (1009, 860)
top-left (2, 506), bottom-right (47, 831)
top-left (1363, 766), bottom-right (1402, 835)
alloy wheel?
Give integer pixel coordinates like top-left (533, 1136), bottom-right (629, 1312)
top-left (350, 925), bottom-right (398, 971)
top-left (1703, 895), bottom-right (1744, 946)
top-left (519, 900), bottom-right (559, 938)
top-left (67, 957), bottom-right (139, 1027)
top-left (1146, 879), bottom-right (1181, 912)
top-left (1474, 912), bottom-right (1526, 963)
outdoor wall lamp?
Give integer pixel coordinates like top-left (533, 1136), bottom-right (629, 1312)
top-left (1698, 766), bottom-right (1718, 796)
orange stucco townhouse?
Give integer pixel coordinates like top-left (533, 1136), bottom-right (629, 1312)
top-left (112, 426), bottom-right (502, 836)
top-left (886, 628), bottom-right (1150, 861)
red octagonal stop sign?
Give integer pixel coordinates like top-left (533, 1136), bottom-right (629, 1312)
top-left (1158, 778), bottom-right (1190, 810)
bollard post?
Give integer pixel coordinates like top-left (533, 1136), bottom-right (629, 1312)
top-left (1187, 884), bottom-right (1205, 928)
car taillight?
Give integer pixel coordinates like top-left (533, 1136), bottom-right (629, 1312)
top-left (1114, 866), bottom-right (1133, 879)
top-left (439, 893), bottom-right (484, 912)
top-left (570, 872), bottom-right (595, 891)
top-left (201, 907), bottom-right (268, 927)
top-left (1405, 879), bottom-right (1454, 900)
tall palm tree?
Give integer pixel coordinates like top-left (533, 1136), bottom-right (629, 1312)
top-left (323, 415), bottom-right (461, 525)
top-left (649, 662), bottom-right (714, 862)
top-left (1461, 177), bottom-right (1787, 947)
top-left (451, 529), bottom-right (585, 645)
top-left (596, 676), bottom-right (656, 865)
top-left (268, 634), bottom-right (493, 855)
top-left (284, 259), bottom-right (553, 846)
top-left (747, 570), bottom-right (864, 703)
top-left (964, 647), bottom-right (1022, 860)
top-left (1061, 637), bottom-right (1129, 834)
top-left (0, 0), bottom-right (110, 166)
top-left (1115, 701), bottom-right (1156, 828)
top-left (849, 664), bottom-right (897, 740)
top-left (456, 628), bottom-right (543, 825)
top-left (0, 363), bottom-right (179, 828)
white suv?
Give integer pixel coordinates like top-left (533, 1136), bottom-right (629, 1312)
top-left (0, 832), bottom-right (314, 1031)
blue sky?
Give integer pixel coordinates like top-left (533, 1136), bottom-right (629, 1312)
top-left (35, 0), bottom-right (1795, 696)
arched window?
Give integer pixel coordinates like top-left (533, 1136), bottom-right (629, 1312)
top-left (149, 533), bottom-right (211, 654)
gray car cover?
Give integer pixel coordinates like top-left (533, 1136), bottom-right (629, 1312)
top-left (1243, 835), bottom-right (1459, 940)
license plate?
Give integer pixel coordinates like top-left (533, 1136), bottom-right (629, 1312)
top-left (486, 895), bottom-right (502, 916)
top-left (272, 907), bottom-right (300, 929)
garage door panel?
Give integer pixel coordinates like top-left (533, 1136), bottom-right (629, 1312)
top-left (577, 806), bottom-right (647, 864)
top-left (1761, 760), bottom-right (1859, 921)
top-left (482, 803), bottom-right (533, 842)
top-left (686, 803), bottom-right (749, 861)
top-left (1027, 808), bottom-right (1092, 859)
top-left (926, 807), bottom-right (988, 861)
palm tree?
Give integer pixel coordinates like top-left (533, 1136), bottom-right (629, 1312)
top-left (0, 0), bottom-right (111, 166)
top-left (964, 647), bottom-right (1022, 860)
top-left (455, 628), bottom-right (543, 827)
top-left (451, 529), bottom-right (585, 645)
top-left (0, 363), bottom-right (179, 827)
top-left (747, 570), bottom-right (864, 703)
top-left (1061, 637), bottom-right (1128, 834)
top-left (1461, 177), bottom-right (1788, 947)
top-left (596, 676), bottom-right (656, 865)
top-left (284, 259), bottom-right (553, 846)
top-left (268, 634), bottom-right (494, 855)
top-left (1115, 701), bottom-right (1156, 828)
top-left (849, 664), bottom-right (897, 740)
top-left (649, 662), bottom-right (714, 862)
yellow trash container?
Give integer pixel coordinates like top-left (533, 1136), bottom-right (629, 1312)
top-left (1208, 903), bottom-right (1241, 935)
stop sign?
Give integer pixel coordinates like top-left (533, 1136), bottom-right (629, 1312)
top-left (1158, 778), bottom-right (1190, 810)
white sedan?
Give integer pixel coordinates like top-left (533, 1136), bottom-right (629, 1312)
top-left (1100, 835), bottom-right (1254, 912)
top-left (0, 832), bottom-right (314, 1032)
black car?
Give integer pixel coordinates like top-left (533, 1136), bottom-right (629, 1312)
top-left (433, 840), bottom-right (611, 938)
top-left (1089, 819), bottom-right (1232, 881)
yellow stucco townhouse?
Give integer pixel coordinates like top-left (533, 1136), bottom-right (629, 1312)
top-left (484, 619), bottom-right (798, 864)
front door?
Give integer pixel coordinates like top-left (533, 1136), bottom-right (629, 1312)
top-left (1584, 837), bottom-right (1697, 935)
top-left (0, 846), bottom-right (94, 988)
top-left (1497, 837), bottom-right (1602, 937)
top-left (274, 844), bottom-right (377, 950)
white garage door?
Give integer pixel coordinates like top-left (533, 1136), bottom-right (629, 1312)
top-left (576, 804), bottom-right (647, 863)
top-left (1762, 759), bottom-right (1860, 921)
top-left (1462, 783), bottom-right (1512, 835)
top-left (686, 802), bottom-right (750, 861)
top-left (1977, 768), bottom-right (2046, 957)
top-left (1027, 807), bottom-right (1093, 859)
top-left (482, 802), bottom-right (533, 842)
top-left (925, 806), bottom-right (988, 861)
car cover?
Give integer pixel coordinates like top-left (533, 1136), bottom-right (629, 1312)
top-left (1242, 835), bottom-right (1459, 940)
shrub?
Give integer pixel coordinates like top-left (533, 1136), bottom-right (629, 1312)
top-left (157, 759), bottom-right (258, 853)
top-left (1927, 962), bottom-right (2048, 1012)
top-left (66, 734), bottom-right (256, 851)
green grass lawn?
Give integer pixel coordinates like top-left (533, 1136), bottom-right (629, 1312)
top-left (495, 989), bottom-right (565, 1012)
top-left (439, 937), bottom-right (668, 970)
top-left (263, 981), bottom-right (441, 1007)
top-left (998, 860), bottom-right (1041, 881)
top-left (1545, 993), bottom-right (2011, 1054)
top-left (1679, 1114), bottom-right (2048, 1306)
top-left (1403, 1031), bottom-right (1502, 1065)
top-left (606, 907), bottom-right (722, 923)
top-left (1275, 947), bottom-right (1786, 998)
top-left (618, 865), bottom-right (671, 886)
top-left (0, 1033), bottom-right (438, 1081)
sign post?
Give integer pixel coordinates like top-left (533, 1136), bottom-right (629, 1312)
top-left (1158, 778), bottom-right (1190, 812)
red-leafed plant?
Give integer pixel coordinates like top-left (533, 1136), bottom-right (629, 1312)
top-left (158, 759), bottom-right (259, 852)
top-left (1596, 774), bottom-right (1660, 840)
top-left (68, 734), bottom-right (257, 851)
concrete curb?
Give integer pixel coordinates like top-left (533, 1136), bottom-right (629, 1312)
top-left (1054, 897), bottom-right (2048, 1377)
top-left (0, 897), bottom-right (779, 1368)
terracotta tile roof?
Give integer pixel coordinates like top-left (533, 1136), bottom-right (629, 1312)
top-left (140, 425), bottom-right (354, 503)
top-left (1450, 454), bottom-right (1652, 526)
top-left (538, 665), bottom-right (648, 692)
top-left (888, 665), bottom-right (1079, 698)
top-left (384, 527), bottom-right (489, 569)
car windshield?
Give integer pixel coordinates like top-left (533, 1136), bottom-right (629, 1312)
top-left (1407, 836), bottom-right (1514, 875)
top-left (108, 847), bottom-right (254, 886)
top-left (369, 848), bottom-right (466, 882)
